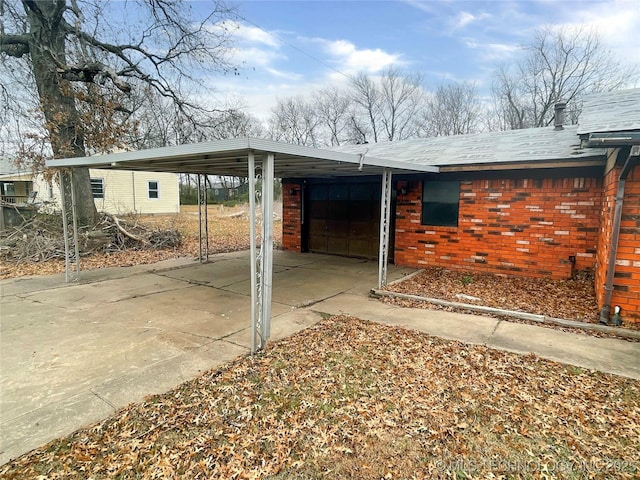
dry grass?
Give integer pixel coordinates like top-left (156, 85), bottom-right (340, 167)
top-left (1, 316), bottom-right (638, 479)
top-left (0, 205), bottom-right (282, 279)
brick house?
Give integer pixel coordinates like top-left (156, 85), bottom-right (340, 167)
top-left (281, 89), bottom-right (640, 325)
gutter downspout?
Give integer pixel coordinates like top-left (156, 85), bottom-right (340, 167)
top-left (599, 147), bottom-right (639, 324)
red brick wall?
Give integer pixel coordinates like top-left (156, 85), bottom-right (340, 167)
top-left (596, 164), bottom-right (640, 324)
top-left (595, 167), bottom-right (618, 308)
top-left (394, 177), bottom-right (603, 279)
top-left (282, 182), bottom-right (302, 252)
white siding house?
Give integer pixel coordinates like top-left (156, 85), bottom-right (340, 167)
top-left (88, 170), bottom-right (180, 214)
top-left (1, 159), bottom-right (179, 215)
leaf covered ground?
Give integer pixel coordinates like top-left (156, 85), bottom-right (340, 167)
top-left (1, 316), bottom-right (638, 479)
top-left (385, 267), bottom-right (601, 323)
top-left (0, 205), bottom-right (282, 279)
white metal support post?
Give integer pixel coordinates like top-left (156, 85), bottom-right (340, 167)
top-left (248, 152), bottom-right (275, 353)
top-left (197, 174), bottom-right (202, 262)
top-left (196, 174), bottom-right (209, 262)
top-left (203, 174), bottom-right (209, 262)
top-left (378, 168), bottom-right (393, 289)
top-left (248, 152), bottom-right (259, 353)
top-left (260, 153), bottom-right (275, 341)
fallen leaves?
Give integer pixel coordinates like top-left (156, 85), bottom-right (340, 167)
top-left (1, 316), bottom-right (638, 479)
top-left (385, 267), bottom-right (600, 323)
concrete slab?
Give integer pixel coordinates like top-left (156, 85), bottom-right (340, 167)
top-left (489, 321), bottom-right (640, 379)
top-left (90, 339), bottom-right (248, 410)
top-left (2, 249), bottom-right (638, 467)
top-left (272, 250), bottom-right (328, 267)
top-left (159, 257), bottom-right (287, 288)
top-left (0, 256), bottom-right (197, 297)
top-left (0, 391), bottom-right (115, 467)
top-left (313, 293), bottom-right (499, 345)
top-left (18, 273), bottom-right (191, 310)
top-left (226, 309), bottom-right (324, 347)
top-left (0, 251), bottom-right (362, 464)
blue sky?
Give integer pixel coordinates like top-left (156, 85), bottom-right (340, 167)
top-left (198, 0), bottom-right (639, 119)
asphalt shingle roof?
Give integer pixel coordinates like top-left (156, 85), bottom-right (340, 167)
top-left (333, 125), bottom-right (605, 168)
top-left (577, 88), bottom-right (640, 135)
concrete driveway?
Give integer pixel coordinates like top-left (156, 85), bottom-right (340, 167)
top-left (0, 250), bottom-right (414, 464)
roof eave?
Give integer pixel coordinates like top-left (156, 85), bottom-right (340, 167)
top-left (439, 156), bottom-right (606, 172)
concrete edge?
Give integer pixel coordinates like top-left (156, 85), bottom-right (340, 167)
top-left (385, 269), bottom-right (423, 287)
top-left (371, 288), bottom-right (640, 341)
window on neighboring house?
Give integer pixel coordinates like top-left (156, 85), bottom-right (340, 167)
top-left (148, 181), bottom-right (159, 199)
top-left (90, 178), bottom-right (104, 199)
top-left (421, 180), bottom-right (460, 227)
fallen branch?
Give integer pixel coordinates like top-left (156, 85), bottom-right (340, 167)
top-left (112, 215), bottom-right (148, 245)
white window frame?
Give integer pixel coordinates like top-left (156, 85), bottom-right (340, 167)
top-left (148, 180), bottom-right (160, 199)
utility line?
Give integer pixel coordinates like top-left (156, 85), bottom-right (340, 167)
top-left (235, 13), bottom-right (353, 81)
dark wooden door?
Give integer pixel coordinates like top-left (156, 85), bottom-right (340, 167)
top-left (307, 182), bottom-right (380, 259)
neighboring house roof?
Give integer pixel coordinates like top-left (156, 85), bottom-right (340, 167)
top-left (333, 125), bottom-right (605, 170)
top-left (577, 88), bottom-right (640, 135)
top-left (0, 158), bottom-right (33, 181)
top-left (0, 157), bottom-right (24, 176)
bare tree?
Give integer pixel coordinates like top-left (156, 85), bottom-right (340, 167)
top-left (419, 81), bottom-right (481, 137)
top-left (0, 0), bottom-right (237, 225)
top-left (209, 109), bottom-right (265, 140)
top-left (349, 72), bottom-right (381, 143)
top-left (379, 67), bottom-right (424, 141)
top-left (268, 96), bottom-right (320, 147)
top-left (314, 86), bottom-right (352, 146)
top-left (349, 67), bottom-right (424, 142)
top-left (492, 26), bottom-right (635, 130)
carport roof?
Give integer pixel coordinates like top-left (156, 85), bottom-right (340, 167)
top-left (45, 137), bottom-right (439, 177)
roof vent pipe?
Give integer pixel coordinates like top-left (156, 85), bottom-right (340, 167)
top-left (554, 100), bottom-right (566, 130)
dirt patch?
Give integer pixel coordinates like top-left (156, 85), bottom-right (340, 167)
top-left (2, 316), bottom-right (638, 479)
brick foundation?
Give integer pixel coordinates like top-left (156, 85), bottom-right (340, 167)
top-left (595, 164), bottom-right (640, 324)
top-left (394, 177), bottom-right (602, 279)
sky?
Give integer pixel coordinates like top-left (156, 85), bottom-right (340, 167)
top-left (193, 0), bottom-right (639, 121)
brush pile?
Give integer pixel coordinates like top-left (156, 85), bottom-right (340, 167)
top-left (0, 211), bottom-right (182, 263)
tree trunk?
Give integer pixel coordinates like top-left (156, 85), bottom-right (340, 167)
top-left (25, 0), bottom-right (98, 226)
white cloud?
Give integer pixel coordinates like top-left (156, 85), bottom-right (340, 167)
top-left (313, 38), bottom-right (405, 74)
top-left (463, 38), bottom-right (522, 61)
top-left (454, 11), bottom-right (491, 30)
top-left (210, 20), bottom-right (281, 48)
top-left (549, 0), bottom-right (640, 64)
top-left (226, 45), bottom-right (284, 68)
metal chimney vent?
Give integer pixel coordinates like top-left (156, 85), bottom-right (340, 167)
top-left (554, 101), bottom-right (567, 130)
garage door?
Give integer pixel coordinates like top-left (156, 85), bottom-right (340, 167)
top-left (307, 182), bottom-right (381, 259)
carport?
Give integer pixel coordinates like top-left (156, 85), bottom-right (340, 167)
top-left (46, 137), bottom-right (438, 352)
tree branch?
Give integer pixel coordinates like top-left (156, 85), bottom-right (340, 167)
top-left (0, 33), bottom-right (30, 57)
